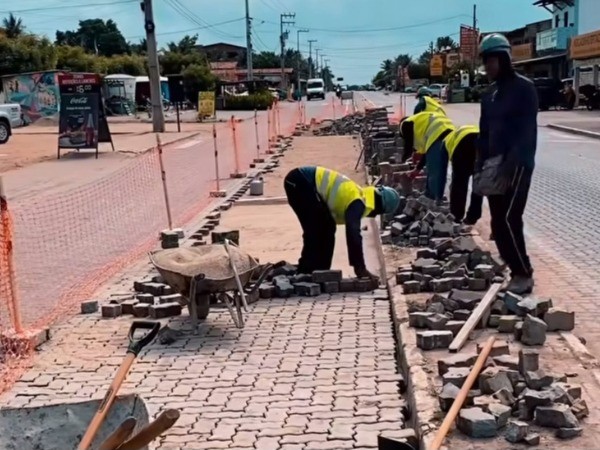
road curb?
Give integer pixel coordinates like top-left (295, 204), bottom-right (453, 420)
top-left (547, 123), bottom-right (600, 139)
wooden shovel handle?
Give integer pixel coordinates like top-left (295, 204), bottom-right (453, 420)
top-left (116, 409), bottom-right (180, 450)
top-left (98, 417), bottom-right (137, 450)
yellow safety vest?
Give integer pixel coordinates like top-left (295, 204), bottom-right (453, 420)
top-left (407, 112), bottom-right (455, 155)
top-left (424, 96), bottom-right (446, 115)
top-left (314, 167), bottom-right (374, 224)
top-left (443, 125), bottom-right (479, 160)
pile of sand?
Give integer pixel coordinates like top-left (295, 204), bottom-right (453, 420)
top-left (152, 245), bottom-right (256, 280)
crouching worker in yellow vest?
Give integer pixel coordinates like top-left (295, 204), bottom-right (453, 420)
top-left (442, 125), bottom-right (483, 225)
top-left (413, 87), bottom-right (446, 115)
top-left (402, 112), bottom-right (455, 201)
top-left (284, 166), bottom-right (401, 280)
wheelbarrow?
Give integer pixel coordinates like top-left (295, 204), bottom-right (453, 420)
top-left (149, 242), bottom-right (272, 330)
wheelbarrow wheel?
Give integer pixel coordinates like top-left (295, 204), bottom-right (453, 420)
top-left (194, 293), bottom-right (211, 320)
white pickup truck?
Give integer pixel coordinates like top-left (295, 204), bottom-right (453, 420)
top-left (0, 103), bottom-right (23, 144)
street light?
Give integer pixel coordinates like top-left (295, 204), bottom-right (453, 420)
top-left (296, 29), bottom-right (309, 99)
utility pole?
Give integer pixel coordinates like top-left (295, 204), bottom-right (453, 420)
top-left (471, 3), bottom-right (477, 74)
top-left (320, 54), bottom-right (325, 77)
top-left (315, 48), bottom-right (321, 74)
top-left (245, 0), bottom-right (253, 80)
top-left (280, 13), bottom-right (295, 89)
top-left (296, 29), bottom-right (309, 98)
top-left (324, 58), bottom-right (330, 88)
top-left (308, 39), bottom-right (317, 78)
top-left (141, 0), bottom-right (165, 132)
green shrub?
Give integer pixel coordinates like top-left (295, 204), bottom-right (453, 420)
top-left (222, 92), bottom-right (275, 110)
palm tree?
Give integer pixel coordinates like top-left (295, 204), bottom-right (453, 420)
top-left (436, 36), bottom-right (458, 52)
top-left (2, 13), bottom-right (25, 38)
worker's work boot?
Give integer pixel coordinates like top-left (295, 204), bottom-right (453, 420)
top-left (506, 276), bottom-right (534, 295)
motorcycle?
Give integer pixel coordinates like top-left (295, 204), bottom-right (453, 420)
top-left (586, 89), bottom-right (600, 110)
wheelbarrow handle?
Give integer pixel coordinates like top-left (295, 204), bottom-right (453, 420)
top-left (127, 321), bottom-right (161, 356)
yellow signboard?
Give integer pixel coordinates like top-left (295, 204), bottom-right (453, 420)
top-left (198, 91), bottom-right (215, 120)
top-left (430, 54), bottom-right (444, 77)
top-left (512, 43), bottom-right (533, 62)
top-left (571, 29), bottom-right (600, 60)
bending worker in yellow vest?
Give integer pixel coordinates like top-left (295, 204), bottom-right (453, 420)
top-left (413, 87), bottom-right (446, 115)
top-left (442, 125), bottom-right (483, 225)
top-left (284, 166), bottom-right (401, 279)
top-left (400, 111), bottom-right (455, 201)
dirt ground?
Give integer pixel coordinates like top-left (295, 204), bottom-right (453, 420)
top-left (218, 134), bottom-right (380, 278)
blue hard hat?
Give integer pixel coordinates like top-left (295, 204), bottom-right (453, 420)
top-left (479, 33), bottom-right (511, 57)
top-left (378, 186), bottom-right (401, 215)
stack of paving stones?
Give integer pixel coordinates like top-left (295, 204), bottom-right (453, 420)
top-left (312, 113), bottom-right (365, 136)
top-left (257, 265), bottom-right (380, 299)
top-left (437, 345), bottom-right (588, 443)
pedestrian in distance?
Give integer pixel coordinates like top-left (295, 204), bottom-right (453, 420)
top-left (284, 166), bottom-right (401, 282)
top-left (442, 125), bottom-right (483, 225)
top-left (476, 33), bottom-right (538, 295)
top-left (413, 87), bottom-right (446, 115)
top-left (400, 111), bottom-right (455, 202)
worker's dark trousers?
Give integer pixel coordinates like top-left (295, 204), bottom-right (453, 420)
top-left (487, 167), bottom-right (534, 278)
top-left (450, 144), bottom-right (483, 223)
top-left (424, 138), bottom-right (448, 201)
top-left (284, 169), bottom-right (336, 273)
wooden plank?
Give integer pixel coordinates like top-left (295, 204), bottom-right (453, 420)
top-left (448, 283), bottom-right (502, 353)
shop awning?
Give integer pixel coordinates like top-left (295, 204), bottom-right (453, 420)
top-left (513, 52), bottom-right (567, 65)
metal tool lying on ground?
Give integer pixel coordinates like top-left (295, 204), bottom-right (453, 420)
top-left (78, 321), bottom-right (161, 450)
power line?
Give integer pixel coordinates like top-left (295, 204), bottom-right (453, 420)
top-left (123, 18), bottom-right (245, 40)
top-left (0, 0), bottom-right (137, 13)
top-left (165, 0), bottom-right (242, 39)
top-left (258, 0), bottom-right (279, 13)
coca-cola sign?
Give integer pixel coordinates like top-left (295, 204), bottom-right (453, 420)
top-left (69, 97), bottom-right (88, 105)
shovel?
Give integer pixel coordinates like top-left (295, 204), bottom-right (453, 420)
top-left (78, 321), bottom-right (161, 450)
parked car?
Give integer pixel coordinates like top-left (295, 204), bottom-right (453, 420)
top-left (306, 78), bottom-right (326, 101)
top-left (428, 83), bottom-right (443, 98)
top-left (531, 77), bottom-right (564, 111)
top-left (0, 103), bottom-right (22, 144)
top-left (404, 86), bottom-right (416, 93)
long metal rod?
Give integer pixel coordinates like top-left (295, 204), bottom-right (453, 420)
top-left (254, 109), bottom-right (260, 159)
top-left (212, 123), bottom-right (221, 191)
top-left (156, 134), bottom-right (173, 230)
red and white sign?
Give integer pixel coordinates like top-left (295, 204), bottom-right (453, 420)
top-left (460, 25), bottom-right (479, 62)
top-left (58, 73), bottom-right (102, 86)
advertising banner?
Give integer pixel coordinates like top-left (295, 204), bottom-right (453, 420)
top-left (58, 93), bottom-right (99, 150)
top-left (430, 54), bottom-right (444, 77)
top-left (460, 25), bottom-right (479, 62)
top-left (198, 91), bottom-right (216, 120)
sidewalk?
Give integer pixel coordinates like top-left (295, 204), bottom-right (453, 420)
top-left (0, 132), bottom-right (407, 449)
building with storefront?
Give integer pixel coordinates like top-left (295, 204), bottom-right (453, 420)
top-left (569, 0), bottom-right (600, 92)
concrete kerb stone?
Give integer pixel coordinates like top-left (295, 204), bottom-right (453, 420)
top-left (546, 123), bottom-right (600, 140)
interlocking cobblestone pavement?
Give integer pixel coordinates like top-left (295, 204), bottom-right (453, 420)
top-left (1, 256), bottom-right (406, 449)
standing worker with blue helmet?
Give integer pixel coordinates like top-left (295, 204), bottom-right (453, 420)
top-left (284, 166), bottom-right (401, 281)
top-left (477, 33), bottom-right (538, 295)
top-left (414, 87), bottom-right (446, 115)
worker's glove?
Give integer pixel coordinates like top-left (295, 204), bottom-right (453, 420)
top-left (355, 266), bottom-right (380, 283)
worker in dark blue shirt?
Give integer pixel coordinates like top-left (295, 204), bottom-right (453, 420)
top-left (478, 34), bottom-right (538, 295)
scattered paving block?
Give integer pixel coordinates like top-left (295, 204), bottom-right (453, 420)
top-left (450, 277), bottom-right (468, 289)
top-left (416, 330), bottom-right (453, 350)
top-left (426, 302), bottom-right (445, 314)
top-left (138, 282), bottom-right (167, 296)
top-left (497, 315), bottom-right (522, 333)
top-left (121, 299), bottom-right (139, 315)
top-left (518, 349), bottom-right (540, 375)
top-left (439, 383), bottom-right (478, 411)
top-left (158, 294), bottom-right (183, 304)
top-left (544, 308), bottom-right (575, 331)
top-left (133, 280), bottom-right (151, 291)
top-left (534, 404), bottom-right (579, 429)
top-left (493, 388), bottom-right (516, 406)
top-left (211, 230), bottom-right (240, 245)
top-left (426, 313), bottom-right (449, 330)
top-left (505, 420), bottom-right (529, 443)
top-left (449, 289), bottom-right (484, 310)
top-left (312, 270), bottom-right (342, 283)
top-left (411, 258), bottom-right (438, 272)
top-left (453, 309), bottom-right (471, 321)
top-left (521, 315), bottom-right (547, 346)
top-left (488, 314), bottom-right (501, 327)
top-left (321, 281), bottom-right (340, 294)
top-left (491, 299), bottom-right (508, 315)
top-left (294, 282), bottom-right (321, 297)
top-left (517, 297), bottom-right (553, 318)
top-left (81, 300), bottom-right (99, 314)
top-left (422, 265), bottom-right (443, 277)
top-left (402, 280), bottom-right (421, 294)
top-left (259, 284), bottom-right (275, 299)
top-left (488, 403), bottom-right (512, 428)
top-left (480, 367), bottom-right (513, 394)
top-left (416, 248), bottom-right (438, 259)
top-left (477, 341), bottom-right (509, 357)
top-left (149, 302), bottom-right (182, 319)
top-left (517, 399), bottom-right (532, 420)
top-left (274, 281), bottom-right (294, 298)
top-left (339, 278), bottom-right (356, 292)
top-left (474, 264), bottom-right (494, 280)
top-left (514, 322), bottom-right (524, 341)
top-left (493, 355), bottom-right (519, 371)
top-left (136, 293), bottom-right (154, 304)
top-left (443, 367), bottom-right (472, 387)
top-left (514, 381), bottom-right (527, 396)
top-left (438, 353), bottom-right (478, 376)
top-left (571, 399), bottom-right (589, 420)
top-left (290, 273), bottom-right (312, 284)
top-left (409, 312), bottom-right (434, 328)
top-left (503, 292), bottom-right (523, 314)
top-left (431, 278), bottom-right (453, 293)
top-left (453, 236), bottom-right (479, 253)
top-left (457, 408), bottom-right (497, 438)
top-left (396, 271), bottom-right (413, 284)
top-left (467, 277), bottom-right (487, 291)
top-left (523, 388), bottom-right (559, 411)
top-left (523, 433), bottom-right (540, 446)
top-left (524, 370), bottom-right (554, 390)
top-left (101, 304), bottom-right (122, 318)
top-left (444, 320), bottom-right (466, 336)
top-left (556, 427), bottom-right (583, 439)
top-left (132, 303), bottom-right (149, 318)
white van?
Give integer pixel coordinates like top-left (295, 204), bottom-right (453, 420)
top-left (306, 78), bottom-right (326, 101)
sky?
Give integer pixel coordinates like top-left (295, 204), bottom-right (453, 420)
top-left (1, 0), bottom-right (551, 85)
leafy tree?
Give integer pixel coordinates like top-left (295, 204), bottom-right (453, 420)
top-left (407, 63), bottom-right (429, 80)
top-left (159, 50), bottom-right (207, 75)
top-left (166, 34), bottom-right (198, 53)
top-left (130, 38), bottom-right (147, 55)
top-left (436, 36), bottom-right (458, 52)
top-left (372, 70), bottom-right (387, 89)
top-left (0, 34), bottom-right (57, 76)
top-left (105, 54), bottom-right (146, 75)
top-left (2, 13), bottom-right (25, 38)
top-left (55, 19), bottom-right (129, 56)
top-left (182, 63), bottom-right (217, 101)
top-left (253, 51), bottom-right (280, 69)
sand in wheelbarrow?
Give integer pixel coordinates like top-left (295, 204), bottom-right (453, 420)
top-left (152, 245), bottom-right (256, 280)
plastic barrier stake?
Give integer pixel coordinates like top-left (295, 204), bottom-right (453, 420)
top-left (155, 135), bottom-right (173, 230)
